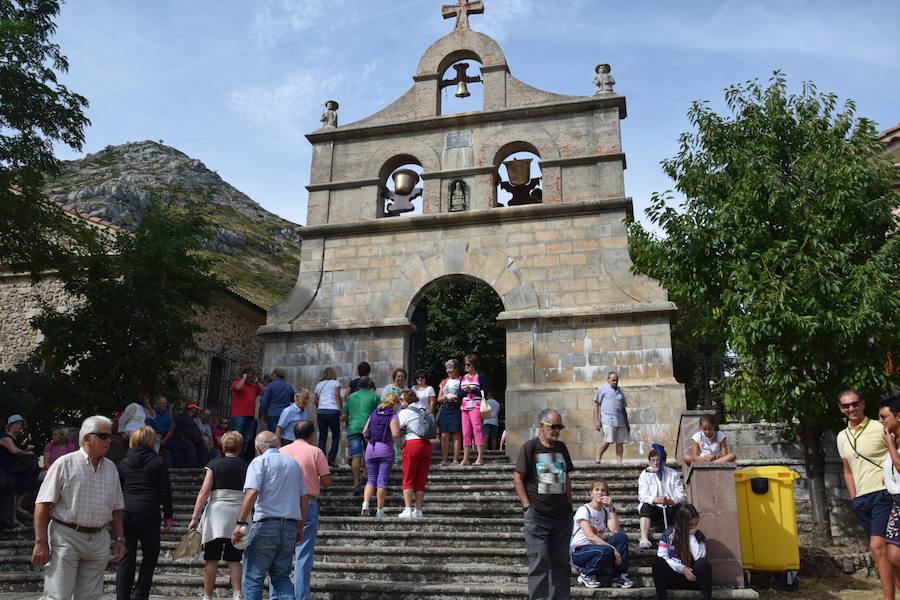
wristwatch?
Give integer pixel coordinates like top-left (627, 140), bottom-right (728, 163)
top-left (236, 520), bottom-right (248, 526)
top-left (114, 536), bottom-right (126, 543)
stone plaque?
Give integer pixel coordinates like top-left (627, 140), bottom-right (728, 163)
top-left (445, 130), bottom-right (472, 149)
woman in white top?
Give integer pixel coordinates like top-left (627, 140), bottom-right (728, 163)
top-left (119, 393), bottom-right (152, 438)
top-left (878, 395), bottom-right (900, 578)
top-left (314, 367), bottom-right (343, 466)
top-left (397, 391), bottom-right (433, 518)
top-left (411, 370), bottom-right (436, 413)
top-left (683, 414), bottom-right (735, 465)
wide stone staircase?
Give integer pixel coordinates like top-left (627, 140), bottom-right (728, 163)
top-left (0, 450), bottom-right (758, 598)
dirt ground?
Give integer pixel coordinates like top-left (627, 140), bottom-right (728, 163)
top-left (754, 573), bottom-right (883, 599)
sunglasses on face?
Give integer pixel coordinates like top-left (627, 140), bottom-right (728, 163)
top-left (89, 432), bottom-right (112, 440)
top-left (541, 421), bottom-right (564, 431)
top-left (840, 400), bottom-right (861, 409)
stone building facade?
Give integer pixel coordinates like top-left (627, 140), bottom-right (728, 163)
top-left (0, 206), bottom-right (266, 414)
top-left (261, 6), bottom-right (685, 459)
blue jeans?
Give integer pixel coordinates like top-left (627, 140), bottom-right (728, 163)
top-left (266, 415), bottom-right (280, 433)
top-left (294, 498), bottom-right (319, 600)
top-left (242, 520), bottom-right (297, 600)
top-left (571, 531), bottom-right (629, 577)
top-left (317, 410), bottom-right (340, 462)
top-left (232, 416), bottom-right (257, 462)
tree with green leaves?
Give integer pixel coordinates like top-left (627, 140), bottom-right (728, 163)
top-left (27, 200), bottom-right (223, 417)
top-left (1, 0), bottom-right (93, 272)
top-left (411, 280), bottom-right (506, 396)
top-left (628, 73), bottom-right (900, 545)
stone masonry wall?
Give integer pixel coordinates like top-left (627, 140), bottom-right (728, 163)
top-left (0, 274), bottom-right (79, 370)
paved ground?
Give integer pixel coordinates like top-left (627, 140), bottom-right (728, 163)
top-left (0, 574), bottom-right (885, 600)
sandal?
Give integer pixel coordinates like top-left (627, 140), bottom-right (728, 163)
top-left (473, 461), bottom-right (484, 466)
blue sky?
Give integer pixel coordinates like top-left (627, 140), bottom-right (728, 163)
top-left (53, 0), bottom-right (900, 226)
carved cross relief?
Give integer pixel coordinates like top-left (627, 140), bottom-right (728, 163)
top-left (442, 0), bottom-right (484, 30)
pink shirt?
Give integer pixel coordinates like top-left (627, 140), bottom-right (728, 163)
top-left (280, 439), bottom-right (330, 498)
top-left (44, 441), bottom-right (77, 468)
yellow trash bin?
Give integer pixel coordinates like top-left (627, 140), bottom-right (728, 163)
top-left (734, 466), bottom-right (800, 588)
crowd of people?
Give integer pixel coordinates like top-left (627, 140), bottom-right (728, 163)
top-left (8, 358), bottom-right (896, 600)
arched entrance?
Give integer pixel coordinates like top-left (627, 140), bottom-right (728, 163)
top-left (408, 276), bottom-right (506, 437)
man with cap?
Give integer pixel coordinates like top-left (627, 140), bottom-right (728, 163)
top-left (172, 402), bottom-right (210, 468)
top-left (32, 415), bottom-right (126, 600)
top-left (0, 415), bottom-right (37, 529)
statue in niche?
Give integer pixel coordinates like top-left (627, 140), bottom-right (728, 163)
top-left (593, 64), bottom-right (615, 95)
top-left (448, 179), bottom-right (468, 212)
top-left (320, 100), bottom-right (339, 127)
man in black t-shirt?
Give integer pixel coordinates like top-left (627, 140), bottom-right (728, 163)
top-left (514, 408), bottom-right (575, 600)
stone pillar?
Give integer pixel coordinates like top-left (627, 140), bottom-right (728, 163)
top-left (685, 463), bottom-right (744, 587)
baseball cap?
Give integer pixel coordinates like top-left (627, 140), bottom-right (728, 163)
top-left (6, 415), bottom-right (25, 427)
top-left (185, 402), bottom-right (200, 410)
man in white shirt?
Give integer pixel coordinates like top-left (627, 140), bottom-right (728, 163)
top-left (32, 415), bottom-right (126, 600)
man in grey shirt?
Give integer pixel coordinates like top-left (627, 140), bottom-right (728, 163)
top-left (593, 371), bottom-right (630, 464)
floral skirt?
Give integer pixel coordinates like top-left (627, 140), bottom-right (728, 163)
top-left (886, 495), bottom-right (900, 546)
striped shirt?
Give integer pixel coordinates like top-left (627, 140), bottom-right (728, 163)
top-left (36, 447), bottom-right (124, 528)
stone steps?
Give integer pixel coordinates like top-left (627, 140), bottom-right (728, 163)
top-left (3, 463), bottom-right (759, 598)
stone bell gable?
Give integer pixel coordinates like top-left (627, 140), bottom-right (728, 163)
top-left (262, 2), bottom-right (684, 460)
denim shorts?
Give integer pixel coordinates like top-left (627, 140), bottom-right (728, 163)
top-left (852, 489), bottom-right (893, 537)
top-left (347, 434), bottom-right (366, 458)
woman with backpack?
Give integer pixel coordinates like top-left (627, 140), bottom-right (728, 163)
top-left (361, 394), bottom-right (401, 518)
top-left (397, 390), bottom-right (434, 518)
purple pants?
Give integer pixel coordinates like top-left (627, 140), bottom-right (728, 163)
top-left (365, 454), bottom-right (394, 489)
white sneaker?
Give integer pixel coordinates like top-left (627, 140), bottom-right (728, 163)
top-left (639, 538), bottom-right (653, 549)
top-left (233, 592), bottom-right (244, 600)
top-left (360, 502), bottom-right (369, 516)
top-left (577, 572), bottom-right (601, 589)
top-left (414, 509), bottom-right (423, 518)
top-left (398, 507), bottom-right (414, 518)
top-left (375, 508), bottom-right (385, 519)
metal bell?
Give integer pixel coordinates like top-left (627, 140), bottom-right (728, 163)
top-left (455, 80), bottom-right (470, 98)
top-left (503, 158), bottom-right (533, 186)
top-left (392, 169), bottom-right (420, 195)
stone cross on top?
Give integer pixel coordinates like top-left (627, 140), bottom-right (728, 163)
top-left (442, 0), bottom-right (484, 30)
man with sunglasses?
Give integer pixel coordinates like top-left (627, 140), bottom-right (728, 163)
top-left (836, 389), bottom-right (893, 600)
top-left (32, 415), bottom-right (126, 600)
top-left (514, 409), bottom-right (575, 600)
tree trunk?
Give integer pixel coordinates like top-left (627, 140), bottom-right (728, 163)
top-left (796, 422), bottom-right (833, 546)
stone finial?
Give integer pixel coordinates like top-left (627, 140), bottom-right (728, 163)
top-left (442, 0), bottom-right (484, 30)
top-left (320, 100), bottom-right (339, 128)
top-left (593, 64), bottom-right (615, 95)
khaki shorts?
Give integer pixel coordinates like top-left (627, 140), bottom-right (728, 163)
top-left (602, 424), bottom-right (629, 444)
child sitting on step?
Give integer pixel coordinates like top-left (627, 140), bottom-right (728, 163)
top-left (683, 414), bottom-right (736, 465)
top-left (651, 503), bottom-right (713, 600)
top-left (569, 479), bottom-right (634, 589)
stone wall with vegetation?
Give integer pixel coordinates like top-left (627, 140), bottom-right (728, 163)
top-left (0, 274), bottom-right (79, 370)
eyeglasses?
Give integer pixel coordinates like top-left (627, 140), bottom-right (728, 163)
top-left (89, 432), bottom-right (112, 440)
top-left (840, 400), bottom-right (862, 409)
top-left (541, 421), bottom-right (565, 431)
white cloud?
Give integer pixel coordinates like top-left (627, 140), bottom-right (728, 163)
top-left (228, 69), bottom-right (348, 149)
top-left (252, 0), bottom-right (345, 48)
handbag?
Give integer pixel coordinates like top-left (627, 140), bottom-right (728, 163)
top-left (12, 453), bottom-right (40, 474)
top-left (479, 391), bottom-right (492, 420)
top-left (173, 528), bottom-right (202, 560)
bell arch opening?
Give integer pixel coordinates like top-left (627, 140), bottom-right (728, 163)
top-left (408, 275), bottom-right (506, 448)
top-left (378, 154), bottom-right (424, 217)
top-left (437, 50), bottom-right (484, 116)
top-left (494, 142), bottom-right (543, 207)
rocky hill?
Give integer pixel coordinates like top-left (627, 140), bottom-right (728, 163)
top-left (43, 141), bottom-right (302, 309)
